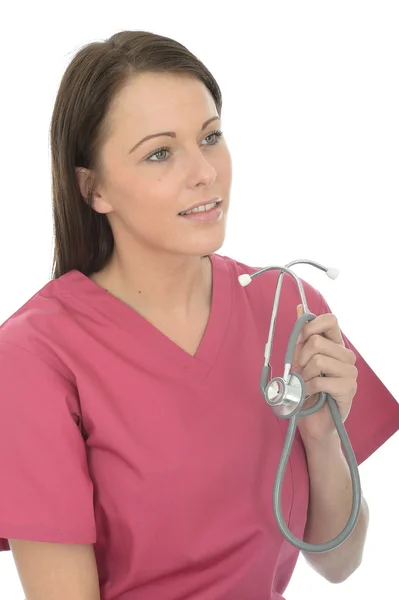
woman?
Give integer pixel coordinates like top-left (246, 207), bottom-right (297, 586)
top-left (0, 30), bottom-right (398, 600)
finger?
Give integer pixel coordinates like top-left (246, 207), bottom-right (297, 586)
top-left (298, 304), bottom-right (342, 346)
top-left (300, 354), bottom-right (358, 382)
top-left (303, 313), bottom-right (344, 346)
top-left (298, 334), bottom-right (355, 369)
top-left (305, 375), bottom-right (358, 400)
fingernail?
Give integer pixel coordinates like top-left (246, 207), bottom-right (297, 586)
top-left (297, 331), bottom-right (304, 344)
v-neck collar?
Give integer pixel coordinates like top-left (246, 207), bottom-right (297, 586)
top-left (60, 253), bottom-right (232, 383)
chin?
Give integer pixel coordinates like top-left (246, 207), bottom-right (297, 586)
top-left (184, 232), bottom-right (226, 258)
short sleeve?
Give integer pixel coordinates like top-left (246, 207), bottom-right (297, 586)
top-left (316, 294), bottom-right (399, 465)
top-left (0, 341), bottom-right (96, 551)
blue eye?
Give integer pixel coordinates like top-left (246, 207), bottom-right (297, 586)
top-left (146, 129), bottom-right (224, 163)
top-left (205, 130), bottom-right (223, 145)
top-left (147, 148), bottom-right (169, 162)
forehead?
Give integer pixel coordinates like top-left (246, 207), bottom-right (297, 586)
top-left (108, 72), bottom-right (217, 130)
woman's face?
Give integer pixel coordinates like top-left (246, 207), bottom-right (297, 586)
top-left (88, 72), bottom-right (232, 260)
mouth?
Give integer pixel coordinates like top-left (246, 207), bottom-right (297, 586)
top-left (178, 198), bottom-right (222, 216)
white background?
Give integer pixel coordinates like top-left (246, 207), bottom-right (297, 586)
top-left (1, 1), bottom-right (398, 598)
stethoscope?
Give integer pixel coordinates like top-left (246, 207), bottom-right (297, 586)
top-left (238, 259), bottom-right (362, 553)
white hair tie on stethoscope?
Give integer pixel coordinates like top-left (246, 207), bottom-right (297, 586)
top-left (238, 259), bottom-right (362, 553)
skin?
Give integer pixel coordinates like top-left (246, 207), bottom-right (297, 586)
top-left (76, 71), bottom-right (232, 321)
top-left (8, 539), bottom-right (101, 600)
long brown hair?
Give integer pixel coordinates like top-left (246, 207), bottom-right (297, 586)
top-left (50, 30), bottom-right (223, 279)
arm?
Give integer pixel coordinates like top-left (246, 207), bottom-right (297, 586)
top-left (0, 346), bottom-right (99, 598)
top-left (301, 432), bottom-right (370, 584)
top-left (9, 540), bottom-right (101, 600)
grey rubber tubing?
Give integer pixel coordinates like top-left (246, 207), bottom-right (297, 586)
top-left (264, 311), bottom-right (362, 553)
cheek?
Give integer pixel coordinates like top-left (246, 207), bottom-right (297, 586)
top-left (216, 148), bottom-right (233, 188)
top-left (119, 169), bottom-right (173, 213)
top-left (118, 175), bottom-right (179, 233)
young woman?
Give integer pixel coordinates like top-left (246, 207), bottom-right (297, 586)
top-left (1, 30), bottom-right (398, 600)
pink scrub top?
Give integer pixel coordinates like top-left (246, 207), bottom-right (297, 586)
top-left (0, 253), bottom-right (398, 600)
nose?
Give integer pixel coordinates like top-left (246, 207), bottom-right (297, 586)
top-left (185, 148), bottom-right (217, 188)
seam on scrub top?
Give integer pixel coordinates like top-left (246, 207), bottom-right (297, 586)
top-left (0, 340), bottom-right (75, 384)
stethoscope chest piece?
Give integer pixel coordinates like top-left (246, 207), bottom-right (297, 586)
top-left (264, 372), bottom-right (306, 418)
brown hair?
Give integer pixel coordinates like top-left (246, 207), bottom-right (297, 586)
top-left (50, 30), bottom-right (223, 279)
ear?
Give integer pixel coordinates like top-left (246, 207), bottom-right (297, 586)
top-left (75, 167), bottom-right (93, 199)
top-left (75, 166), bottom-right (113, 214)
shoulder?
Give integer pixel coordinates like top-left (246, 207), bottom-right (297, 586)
top-left (0, 273), bottom-right (79, 379)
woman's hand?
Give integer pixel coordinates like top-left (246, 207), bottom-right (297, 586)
top-left (292, 304), bottom-right (358, 443)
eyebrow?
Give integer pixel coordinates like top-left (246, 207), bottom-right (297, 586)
top-left (128, 116), bottom-right (221, 154)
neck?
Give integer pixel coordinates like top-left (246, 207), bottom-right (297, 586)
top-left (91, 249), bottom-right (212, 317)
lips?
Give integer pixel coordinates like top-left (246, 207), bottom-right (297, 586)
top-left (179, 202), bottom-right (223, 222)
top-left (178, 197), bottom-right (222, 215)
